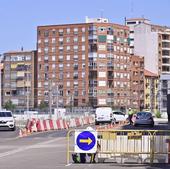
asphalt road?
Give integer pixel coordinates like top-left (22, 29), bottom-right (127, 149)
top-left (0, 122), bottom-right (170, 169)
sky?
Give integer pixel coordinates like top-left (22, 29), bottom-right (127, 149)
top-left (0, 0), bottom-right (170, 54)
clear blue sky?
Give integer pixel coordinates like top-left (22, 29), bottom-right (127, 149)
top-left (0, 0), bottom-right (170, 54)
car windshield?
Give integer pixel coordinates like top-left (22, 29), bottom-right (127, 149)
top-left (137, 112), bottom-right (151, 118)
top-left (0, 112), bottom-right (12, 117)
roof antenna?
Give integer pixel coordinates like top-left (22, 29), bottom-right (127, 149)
top-left (100, 9), bottom-right (104, 18)
top-left (130, 0), bottom-right (134, 17)
top-left (21, 46), bottom-right (24, 51)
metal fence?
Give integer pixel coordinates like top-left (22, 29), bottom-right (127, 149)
top-left (67, 129), bottom-right (170, 164)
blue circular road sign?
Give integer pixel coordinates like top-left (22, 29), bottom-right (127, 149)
top-left (76, 131), bottom-right (96, 151)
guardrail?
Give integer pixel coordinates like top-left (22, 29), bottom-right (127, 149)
top-left (67, 129), bottom-right (170, 164)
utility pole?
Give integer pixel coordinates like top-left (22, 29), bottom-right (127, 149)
top-left (56, 82), bottom-right (59, 114)
top-left (49, 80), bottom-right (52, 119)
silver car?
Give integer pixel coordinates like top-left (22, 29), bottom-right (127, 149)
top-left (133, 111), bottom-right (154, 127)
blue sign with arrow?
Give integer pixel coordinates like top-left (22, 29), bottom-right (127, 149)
top-left (76, 131), bottom-right (96, 151)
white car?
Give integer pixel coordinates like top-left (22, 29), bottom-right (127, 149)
top-left (95, 107), bottom-right (113, 125)
top-left (0, 111), bottom-right (16, 131)
top-left (112, 110), bottom-right (128, 123)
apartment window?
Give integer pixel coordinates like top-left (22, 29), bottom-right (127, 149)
top-left (82, 45), bottom-right (85, 51)
top-left (66, 55), bottom-right (70, 60)
top-left (82, 27), bottom-right (86, 32)
top-left (73, 55), bottom-right (78, 61)
top-left (25, 56), bottom-right (31, 61)
top-left (44, 30), bottom-right (49, 37)
top-left (82, 54), bottom-right (85, 60)
top-left (82, 72), bottom-right (85, 78)
top-left (52, 56), bottom-right (56, 61)
top-left (44, 47), bottom-right (48, 53)
top-left (67, 73), bottom-right (70, 78)
top-left (74, 28), bottom-right (78, 34)
top-left (82, 36), bottom-right (85, 42)
top-left (67, 81), bottom-right (70, 87)
top-left (98, 35), bottom-right (107, 42)
top-left (59, 55), bottom-right (63, 61)
top-left (74, 37), bottom-right (78, 42)
top-left (82, 63), bottom-right (85, 69)
top-left (38, 48), bottom-right (41, 53)
top-left (66, 37), bottom-right (70, 43)
top-left (52, 29), bottom-right (56, 36)
top-left (59, 29), bottom-right (63, 36)
top-left (67, 63), bottom-right (70, 68)
top-left (59, 37), bottom-right (63, 42)
top-left (67, 28), bottom-right (70, 34)
top-left (67, 46), bottom-right (70, 51)
top-left (52, 38), bottom-right (56, 44)
top-left (52, 64), bottom-right (56, 69)
top-left (59, 73), bottom-right (63, 80)
top-left (44, 38), bottom-right (48, 43)
top-left (52, 47), bottom-right (56, 53)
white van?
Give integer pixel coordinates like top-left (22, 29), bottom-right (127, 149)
top-left (0, 110), bottom-right (16, 131)
top-left (95, 107), bottom-right (113, 125)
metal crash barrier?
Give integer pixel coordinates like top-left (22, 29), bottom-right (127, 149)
top-left (67, 129), bottom-right (170, 164)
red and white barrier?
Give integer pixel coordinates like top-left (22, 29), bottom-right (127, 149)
top-left (21, 115), bottom-right (95, 137)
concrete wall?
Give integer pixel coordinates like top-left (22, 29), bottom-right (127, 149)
top-left (134, 23), bottom-right (159, 74)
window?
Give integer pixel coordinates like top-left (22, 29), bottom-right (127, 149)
top-left (67, 46), bottom-right (70, 51)
top-left (82, 54), bottom-right (85, 60)
top-left (74, 37), bottom-right (78, 42)
top-left (82, 36), bottom-right (85, 42)
top-left (52, 56), bottom-right (56, 61)
top-left (66, 37), bottom-right (70, 43)
top-left (52, 64), bottom-right (56, 69)
top-left (67, 28), bottom-right (70, 34)
top-left (82, 45), bottom-right (85, 51)
top-left (98, 35), bottom-right (107, 42)
top-left (52, 38), bottom-right (56, 44)
top-left (82, 27), bottom-right (86, 32)
top-left (52, 47), bottom-right (56, 53)
top-left (66, 55), bottom-right (70, 60)
top-left (67, 82), bottom-right (70, 87)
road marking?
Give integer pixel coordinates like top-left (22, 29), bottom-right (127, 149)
top-left (0, 137), bottom-right (65, 159)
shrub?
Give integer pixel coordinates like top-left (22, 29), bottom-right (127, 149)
top-left (155, 111), bottom-right (161, 118)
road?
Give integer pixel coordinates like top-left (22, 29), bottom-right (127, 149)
top-left (0, 122), bottom-right (170, 169)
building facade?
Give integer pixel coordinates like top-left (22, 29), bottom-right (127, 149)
top-left (2, 51), bottom-right (37, 109)
top-left (130, 55), bottom-right (144, 110)
top-left (37, 19), bottom-right (137, 109)
top-left (126, 18), bottom-right (170, 113)
top-left (144, 70), bottom-right (158, 113)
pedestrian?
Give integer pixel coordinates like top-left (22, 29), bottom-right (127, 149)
top-left (128, 108), bottom-right (133, 125)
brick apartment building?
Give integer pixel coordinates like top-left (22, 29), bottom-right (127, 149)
top-left (2, 51), bottom-right (37, 109)
top-left (37, 17), bottom-right (144, 109)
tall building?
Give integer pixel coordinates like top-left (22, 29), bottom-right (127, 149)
top-left (2, 51), bottom-right (37, 109)
top-left (37, 18), bottom-right (135, 109)
top-left (126, 18), bottom-right (170, 113)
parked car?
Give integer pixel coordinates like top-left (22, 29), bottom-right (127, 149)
top-left (0, 110), bottom-right (16, 131)
top-left (132, 111), bottom-right (154, 127)
top-left (95, 107), bottom-right (113, 125)
top-left (112, 110), bottom-right (128, 123)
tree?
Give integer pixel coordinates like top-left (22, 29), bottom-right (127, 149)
top-left (4, 100), bottom-right (16, 111)
top-left (39, 101), bottom-right (48, 110)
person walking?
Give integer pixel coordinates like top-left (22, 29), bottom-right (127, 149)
top-left (128, 108), bottom-right (133, 125)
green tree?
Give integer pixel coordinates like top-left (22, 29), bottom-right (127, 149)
top-left (4, 100), bottom-right (16, 111)
top-left (39, 101), bottom-right (48, 110)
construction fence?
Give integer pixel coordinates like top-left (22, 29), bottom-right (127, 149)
top-left (67, 129), bottom-right (170, 164)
